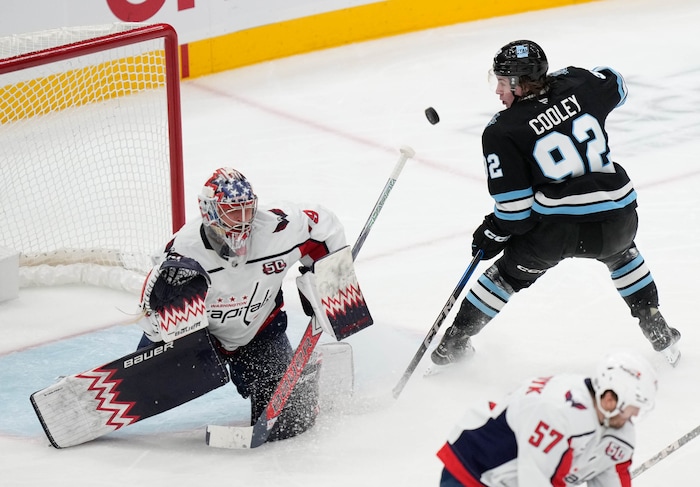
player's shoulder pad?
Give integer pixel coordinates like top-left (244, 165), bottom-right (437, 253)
top-left (549, 67), bottom-right (570, 78)
top-left (486, 111), bottom-right (501, 127)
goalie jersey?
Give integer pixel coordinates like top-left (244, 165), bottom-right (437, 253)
top-left (483, 66), bottom-right (636, 236)
top-left (141, 202), bottom-right (346, 351)
top-left (438, 374), bottom-right (635, 487)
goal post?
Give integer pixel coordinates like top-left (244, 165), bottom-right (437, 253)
top-left (0, 23), bottom-right (185, 292)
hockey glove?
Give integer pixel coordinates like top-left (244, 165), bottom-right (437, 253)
top-left (150, 256), bottom-right (210, 308)
top-left (296, 246), bottom-right (373, 340)
top-left (472, 213), bottom-right (511, 260)
top-left (297, 266), bottom-right (315, 317)
top-left (298, 288), bottom-right (315, 318)
top-left (140, 255), bottom-right (211, 342)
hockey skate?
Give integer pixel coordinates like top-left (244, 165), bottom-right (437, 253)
top-left (638, 308), bottom-right (681, 367)
top-left (431, 325), bottom-right (475, 366)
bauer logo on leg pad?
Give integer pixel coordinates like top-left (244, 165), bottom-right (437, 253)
top-left (30, 328), bottom-right (229, 448)
top-left (296, 246), bottom-right (373, 340)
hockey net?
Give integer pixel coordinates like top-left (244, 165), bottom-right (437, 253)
top-left (0, 23), bottom-right (185, 293)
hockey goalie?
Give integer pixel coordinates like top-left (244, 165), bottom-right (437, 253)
top-left (30, 167), bottom-right (371, 448)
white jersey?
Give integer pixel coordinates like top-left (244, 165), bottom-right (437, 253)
top-left (438, 374), bottom-right (635, 487)
top-left (148, 201), bottom-right (346, 351)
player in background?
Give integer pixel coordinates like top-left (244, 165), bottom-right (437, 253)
top-left (136, 167), bottom-right (348, 441)
top-left (438, 351), bottom-right (658, 486)
top-left (431, 40), bottom-right (681, 368)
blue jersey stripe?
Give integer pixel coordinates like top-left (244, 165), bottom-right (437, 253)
top-left (533, 191), bottom-right (636, 217)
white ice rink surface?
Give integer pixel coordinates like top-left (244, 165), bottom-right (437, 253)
top-left (1, 0), bottom-right (699, 485)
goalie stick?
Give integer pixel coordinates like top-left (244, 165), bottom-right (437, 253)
top-left (392, 250), bottom-right (483, 399)
top-left (206, 145), bottom-right (415, 449)
top-left (631, 424), bottom-right (700, 478)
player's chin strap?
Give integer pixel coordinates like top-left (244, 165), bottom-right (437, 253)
top-left (509, 75), bottom-right (519, 100)
top-left (508, 76), bottom-right (546, 104)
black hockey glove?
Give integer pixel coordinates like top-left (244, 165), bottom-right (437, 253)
top-left (471, 213), bottom-right (511, 260)
top-left (298, 289), bottom-right (315, 317)
top-left (149, 256), bottom-right (211, 313)
top-left (297, 266), bottom-right (315, 317)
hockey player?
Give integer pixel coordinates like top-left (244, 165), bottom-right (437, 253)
top-left (432, 40), bottom-right (681, 368)
top-left (437, 351), bottom-right (658, 486)
top-left (137, 167), bottom-right (348, 442)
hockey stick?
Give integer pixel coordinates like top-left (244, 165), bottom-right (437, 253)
top-left (351, 147), bottom-right (412, 259)
top-left (206, 145), bottom-right (415, 449)
top-left (392, 249), bottom-right (483, 399)
top-left (631, 424), bottom-right (700, 478)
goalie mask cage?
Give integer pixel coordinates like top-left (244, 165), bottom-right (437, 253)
top-left (0, 23), bottom-right (185, 292)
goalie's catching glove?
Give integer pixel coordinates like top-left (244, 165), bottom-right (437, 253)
top-left (139, 255), bottom-right (211, 342)
top-left (150, 257), bottom-right (209, 308)
top-left (472, 213), bottom-right (511, 260)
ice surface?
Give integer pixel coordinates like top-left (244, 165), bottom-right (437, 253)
top-left (1, 0), bottom-right (698, 485)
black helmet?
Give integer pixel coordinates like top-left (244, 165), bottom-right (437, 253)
top-left (493, 40), bottom-right (548, 81)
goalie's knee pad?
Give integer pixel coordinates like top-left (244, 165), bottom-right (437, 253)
top-left (249, 355), bottom-right (321, 442)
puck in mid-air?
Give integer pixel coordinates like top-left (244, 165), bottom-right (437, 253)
top-left (425, 107), bottom-right (440, 125)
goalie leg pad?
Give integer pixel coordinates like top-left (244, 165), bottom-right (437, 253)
top-left (317, 341), bottom-right (354, 411)
top-left (30, 328), bottom-right (229, 448)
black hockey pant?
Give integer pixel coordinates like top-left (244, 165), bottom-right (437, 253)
top-left (454, 209), bottom-right (660, 335)
top-left (137, 308), bottom-right (319, 442)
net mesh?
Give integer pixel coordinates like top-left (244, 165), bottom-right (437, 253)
top-left (0, 24), bottom-right (181, 289)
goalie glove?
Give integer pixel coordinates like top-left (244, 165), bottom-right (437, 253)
top-left (139, 255), bottom-right (211, 343)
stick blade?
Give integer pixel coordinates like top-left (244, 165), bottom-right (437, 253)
top-left (399, 145), bottom-right (416, 158)
top-left (206, 424), bottom-right (254, 449)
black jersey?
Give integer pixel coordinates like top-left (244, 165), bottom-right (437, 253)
top-left (482, 66), bottom-right (636, 235)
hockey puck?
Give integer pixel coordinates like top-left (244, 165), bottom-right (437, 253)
top-left (425, 107), bottom-right (440, 125)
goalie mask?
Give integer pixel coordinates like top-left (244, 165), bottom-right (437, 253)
top-left (592, 351), bottom-right (658, 422)
top-left (199, 167), bottom-right (258, 265)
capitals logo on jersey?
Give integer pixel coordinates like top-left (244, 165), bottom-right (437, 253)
top-left (565, 390), bottom-right (587, 410)
top-left (270, 208), bottom-right (289, 232)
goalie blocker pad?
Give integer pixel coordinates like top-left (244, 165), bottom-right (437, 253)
top-left (30, 328), bottom-right (229, 448)
top-left (296, 245), bottom-right (373, 340)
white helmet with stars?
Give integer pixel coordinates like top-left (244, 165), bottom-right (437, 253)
top-left (198, 167), bottom-right (258, 265)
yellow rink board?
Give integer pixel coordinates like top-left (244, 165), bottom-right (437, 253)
top-left (0, 0), bottom-right (594, 120)
top-left (184, 0), bottom-right (595, 78)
